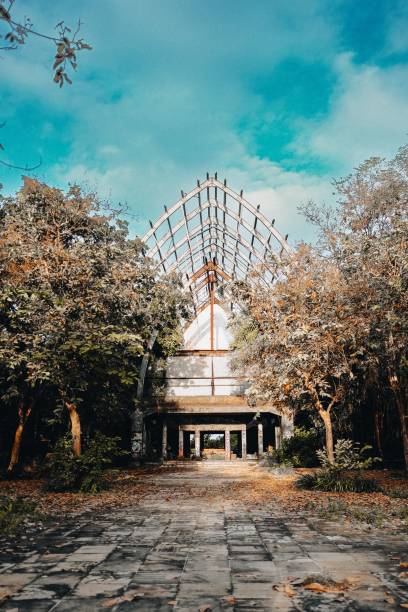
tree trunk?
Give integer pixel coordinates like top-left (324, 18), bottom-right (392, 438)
top-left (7, 402), bottom-right (32, 473)
top-left (65, 402), bottom-right (81, 456)
top-left (373, 405), bottom-right (383, 457)
top-left (319, 409), bottom-right (334, 464)
top-left (389, 373), bottom-right (408, 470)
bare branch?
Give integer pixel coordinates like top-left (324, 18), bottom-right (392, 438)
top-left (0, 0), bottom-right (92, 86)
top-left (0, 157), bottom-right (41, 171)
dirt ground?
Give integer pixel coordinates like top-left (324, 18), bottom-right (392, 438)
top-left (1, 463), bottom-right (407, 526)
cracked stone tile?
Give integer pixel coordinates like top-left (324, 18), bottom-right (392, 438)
top-left (0, 573), bottom-right (37, 600)
top-left (181, 570), bottom-right (231, 585)
top-left (53, 597), bottom-right (110, 611)
top-left (177, 582), bottom-right (231, 598)
top-left (48, 561), bottom-right (96, 574)
top-left (1, 599), bottom-right (56, 611)
top-left (73, 575), bottom-right (130, 597)
top-left (123, 584), bottom-right (177, 598)
top-left (175, 596), bottom-right (235, 611)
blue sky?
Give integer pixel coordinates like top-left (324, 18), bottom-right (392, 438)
top-left (1, 0), bottom-right (408, 242)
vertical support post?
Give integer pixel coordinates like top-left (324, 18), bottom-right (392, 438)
top-left (178, 427), bottom-right (184, 459)
top-left (225, 429), bottom-right (231, 460)
top-left (131, 329), bottom-right (159, 464)
top-left (281, 413), bottom-right (294, 439)
top-left (194, 429), bottom-right (201, 458)
top-left (131, 409), bottom-right (143, 464)
top-left (275, 426), bottom-right (281, 450)
top-left (162, 422), bottom-right (168, 460)
top-left (210, 282), bottom-right (215, 351)
top-left (241, 428), bottom-right (247, 460)
top-left (258, 423), bottom-right (264, 457)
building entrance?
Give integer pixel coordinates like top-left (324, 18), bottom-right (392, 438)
top-left (176, 423), bottom-right (247, 460)
top-left (202, 433), bottom-right (225, 460)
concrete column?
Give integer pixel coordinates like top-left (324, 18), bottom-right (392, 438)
top-left (225, 429), bottom-right (231, 460)
top-left (281, 413), bottom-right (294, 439)
top-left (275, 425), bottom-right (282, 450)
top-left (178, 428), bottom-right (184, 458)
top-left (130, 408), bottom-right (144, 464)
top-left (194, 429), bottom-right (201, 458)
top-left (162, 422), bottom-right (167, 459)
top-left (241, 428), bottom-right (247, 460)
top-left (258, 423), bottom-right (264, 457)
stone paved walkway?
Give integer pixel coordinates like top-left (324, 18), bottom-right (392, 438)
top-left (1, 463), bottom-right (407, 611)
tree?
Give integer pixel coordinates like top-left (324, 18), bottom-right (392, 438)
top-left (0, 178), bottom-right (188, 470)
top-left (302, 146), bottom-right (408, 467)
top-left (231, 246), bottom-right (368, 463)
top-left (232, 145), bottom-right (408, 468)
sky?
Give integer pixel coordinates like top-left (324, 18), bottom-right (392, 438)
top-left (1, 0), bottom-right (408, 243)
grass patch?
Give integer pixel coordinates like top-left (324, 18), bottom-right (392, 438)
top-left (388, 487), bottom-right (408, 499)
top-left (0, 496), bottom-right (37, 534)
top-left (309, 498), bottom-right (386, 526)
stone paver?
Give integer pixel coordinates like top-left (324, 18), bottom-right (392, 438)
top-left (1, 463), bottom-right (407, 610)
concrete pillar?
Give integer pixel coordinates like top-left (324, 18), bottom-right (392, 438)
top-left (258, 423), bottom-right (264, 457)
top-left (131, 408), bottom-right (143, 464)
top-left (162, 422), bottom-right (167, 459)
top-left (281, 413), bottom-right (294, 439)
top-left (241, 428), bottom-right (247, 460)
top-left (225, 429), bottom-right (231, 460)
top-left (275, 425), bottom-right (282, 450)
top-left (178, 428), bottom-right (184, 459)
top-left (194, 429), bottom-right (201, 458)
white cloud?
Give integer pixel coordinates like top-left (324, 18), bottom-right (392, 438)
top-left (97, 145), bottom-right (121, 156)
top-left (3, 3), bottom-right (407, 249)
top-left (293, 53), bottom-right (408, 170)
top-left (221, 154), bottom-right (333, 244)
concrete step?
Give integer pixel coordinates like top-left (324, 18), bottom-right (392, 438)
top-left (164, 459), bottom-right (258, 470)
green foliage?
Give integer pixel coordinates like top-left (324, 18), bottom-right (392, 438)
top-left (0, 496), bottom-right (37, 534)
top-left (271, 427), bottom-right (321, 467)
top-left (296, 470), bottom-right (380, 493)
top-left (44, 433), bottom-right (128, 493)
top-left (296, 438), bottom-right (381, 492)
top-left (317, 439), bottom-right (380, 471)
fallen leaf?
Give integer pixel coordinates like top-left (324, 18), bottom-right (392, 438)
top-left (302, 579), bottom-right (350, 594)
top-left (221, 596), bottom-right (236, 604)
top-left (304, 582), bottom-right (335, 593)
top-left (0, 588), bottom-right (13, 601)
top-left (285, 584), bottom-right (296, 597)
top-left (273, 583), bottom-right (296, 598)
top-left (103, 591), bottom-right (137, 607)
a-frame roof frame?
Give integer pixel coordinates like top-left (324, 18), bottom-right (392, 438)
top-left (142, 175), bottom-right (290, 309)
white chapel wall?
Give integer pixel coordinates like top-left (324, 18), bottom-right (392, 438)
top-left (164, 303), bottom-right (248, 398)
top-left (183, 304), bottom-right (233, 350)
